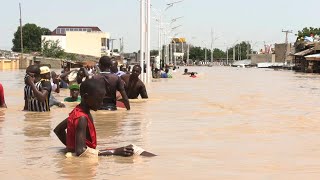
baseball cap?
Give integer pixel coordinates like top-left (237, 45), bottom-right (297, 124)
top-left (69, 83), bottom-right (80, 90)
top-left (40, 66), bottom-right (50, 74)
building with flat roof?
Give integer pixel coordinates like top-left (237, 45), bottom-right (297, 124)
top-left (42, 26), bottom-right (110, 57)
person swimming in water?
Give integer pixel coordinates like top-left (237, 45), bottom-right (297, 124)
top-left (190, 72), bottom-right (197, 78)
top-left (54, 78), bottom-right (155, 157)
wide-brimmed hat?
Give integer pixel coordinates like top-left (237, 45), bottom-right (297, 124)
top-left (40, 66), bottom-right (50, 75)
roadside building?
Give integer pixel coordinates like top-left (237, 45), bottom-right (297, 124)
top-left (42, 26), bottom-right (110, 57)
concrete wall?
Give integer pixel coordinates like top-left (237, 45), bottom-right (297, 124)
top-left (250, 54), bottom-right (273, 64)
top-left (34, 57), bottom-right (63, 69)
top-left (41, 35), bottom-right (67, 49)
top-left (275, 43), bottom-right (294, 63)
top-left (0, 59), bottom-right (19, 70)
top-left (66, 31), bottom-right (110, 57)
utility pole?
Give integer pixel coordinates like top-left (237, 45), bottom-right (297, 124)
top-left (282, 29), bottom-right (293, 65)
top-left (173, 41), bottom-right (177, 66)
top-left (19, 3), bottom-right (23, 61)
top-left (109, 38), bottom-right (116, 55)
top-left (119, 37), bottom-right (124, 56)
top-left (226, 47), bottom-right (229, 65)
top-left (233, 46), bottom-right (236, 62)
top-left (282, 29), bottom-right (293, 44)
top-left (210, 28), bottom-right (213, 64)
top-left (247, 41), bottom-right (250, 60)
top-left (187, 43), bottom-right (190, 65)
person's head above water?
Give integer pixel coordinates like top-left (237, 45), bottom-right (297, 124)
top-left (131, 65), bottom-right (142, 78)
top-left (25, 65), bottom-right (40, 83)
top-left (40, 66), bottom-right (51, 80)
top-left (110, 58), bottom-right (119, 73)
top-left (63, 66), bottom-right (70, 72)
top-left (99, 56), bottom-right (113, 71)
top-left (165, 68), bottom-right (169, 74)
top-left (190, 72), bottom-right (195, 76)
top-left (184, 68), bottom-right (188, 73)
top-left (51, 71), bottom-right (57, 79)
top-left (69, 84), bottom-right (80, 100)
top-left (80, 79), bottom-right (106, 111)
top-left (26, 65), bottom-right (40, 75)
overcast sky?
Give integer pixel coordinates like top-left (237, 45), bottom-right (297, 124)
top-left (1, 0), bottom-right (319, 52)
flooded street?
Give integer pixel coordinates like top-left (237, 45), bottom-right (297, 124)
top-left (1, 67), bottom-right (320, 179)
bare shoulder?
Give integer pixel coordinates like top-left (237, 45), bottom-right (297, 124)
top-left (121, 74), bottom-right (130, 79)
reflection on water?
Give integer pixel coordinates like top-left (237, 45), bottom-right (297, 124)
top-left (1, 67), bottom-right (320, 179)
top-left (23, 112), bottom-right (52, 138)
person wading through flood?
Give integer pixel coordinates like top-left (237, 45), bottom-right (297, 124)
top-left (93, 56), bottom-right (130, 111)
top-left (110, 58), bottom-right (126, 77)
top-left (0, 82), bottom-right (7, 108)
top-left (24, 66), bottom-right (52, 112)
top-left (54, 79), bottom-right (156, 157)
top-left (121, 65), bottom-right (148, 99)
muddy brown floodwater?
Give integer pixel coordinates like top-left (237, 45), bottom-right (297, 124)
top-left (1, 67), bottom-right (320, 179)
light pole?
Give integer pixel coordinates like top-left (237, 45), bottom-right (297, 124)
top-left (153, 0), bottom-right (184, 68)
top-left (202, 41), bottom-right (207, 64)
top-left (109, 38), bottom-right (116, 55)
top-left (146, 0), bottom-right (151, 83)
top-left (231, 40), bottom-right (239, 63)
top-left (187, 37), bottom-right (196, 65)
top-left (140, 0), bottom-right (145, 82)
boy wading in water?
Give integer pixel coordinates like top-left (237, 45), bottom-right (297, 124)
top-left (54, 79), bottom-right (155, 157)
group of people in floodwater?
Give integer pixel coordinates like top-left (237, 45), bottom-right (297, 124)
top-left (0, 56), bottom-right (197, 158)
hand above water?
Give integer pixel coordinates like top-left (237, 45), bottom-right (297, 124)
top-left (26, 75), bottom-right (35, 86)
top-left (114, 146), bottom-right (134, 157)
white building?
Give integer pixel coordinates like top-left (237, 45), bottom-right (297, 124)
top-left (42, 26), bottom-right (110, 57)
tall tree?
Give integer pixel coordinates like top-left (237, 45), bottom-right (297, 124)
top-left (297, 27), bottom-right (320, 38)
top-left (227, 41), bottom-right (251, 60)
top-left (41, 39), bottom-right (65, 58)
top-left (12, 23), bottom-right (51, 52)
top-left (150, 50), bottom-right (159, 56)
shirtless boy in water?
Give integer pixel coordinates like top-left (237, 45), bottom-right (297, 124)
top-left (54, 79), bottom-right (155, 157)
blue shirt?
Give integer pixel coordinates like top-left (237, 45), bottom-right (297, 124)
top-left (161, 73), bottom-right (168, 78)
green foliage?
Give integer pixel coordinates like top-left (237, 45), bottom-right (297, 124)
top-left (189, 46), bottom-right (204, 60)
top-left (188, 46), bottom-right (226, 61)
top-left (150, 50), bottom-right (159, 56)
top-left (227, 41), bottom-right (251, 60)
top-left (212, 48), bottom-right (226, 58)
top-left (41, 39), bottom-right (76, 60)
top-left (297, 27), bottom-right (320, 38)
top-left (64, 53), bottom-right (76, 60)
top-left (12, 23), bottom-right (51, 52)
top-left (41, 39), bottom-right (65, 58)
